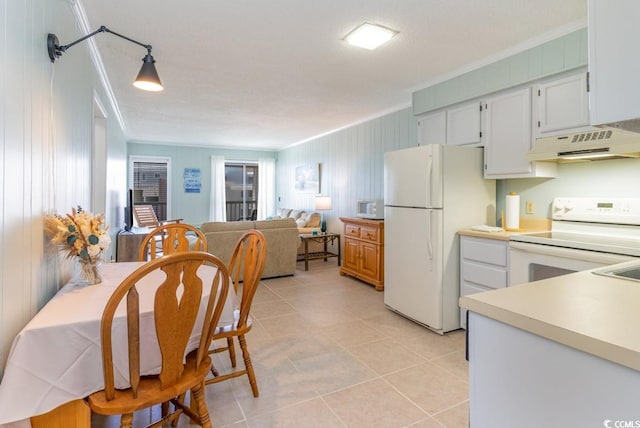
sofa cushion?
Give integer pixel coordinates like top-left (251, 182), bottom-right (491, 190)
top-left (278, 208), bottom-right (292, 218)
top-left (200, 221), bottom-right (253, 233)
top-left (288, 209), bottom-right (304, 220)
top-left (301, 212), bottom-right (321, 228)
top-left (254, 218), bottom-right (297, 230)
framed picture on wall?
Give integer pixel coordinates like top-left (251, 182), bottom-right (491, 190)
top-left (183, 168), bottom-right (201, 193)
top-left (295, 164), bottom-right (319, 193)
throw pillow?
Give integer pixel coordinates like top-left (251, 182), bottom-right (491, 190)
top-left (289, 209), bottom-right (304, 220)
top-left (295, 218), bottom-right (307, 228)
top-left (279, 208), bottom-right (292, 218)
top-left (304, 212), bottom-right (321, 228)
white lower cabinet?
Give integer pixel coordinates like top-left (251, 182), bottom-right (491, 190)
top-left (459, 235), bottom-right (508, 329)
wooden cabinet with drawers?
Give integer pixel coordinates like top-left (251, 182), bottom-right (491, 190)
top-left (339, 217), bottom-right (384, 291)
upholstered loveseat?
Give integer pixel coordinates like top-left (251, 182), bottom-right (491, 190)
top-left (273, 208), bottom-right (325, 256)
top-left (201, 218), bottom-right (300, 279)
top-left (273, 208), bottom-right (321, 234)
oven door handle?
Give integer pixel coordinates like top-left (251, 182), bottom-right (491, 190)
top-left (509, 241), bottom-right (636, 265)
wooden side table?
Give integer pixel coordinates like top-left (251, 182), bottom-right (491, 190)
top-left (297, 233), bottom-right (341, 271)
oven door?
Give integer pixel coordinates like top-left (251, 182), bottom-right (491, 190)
top-left (509, 241), bottom-right (636, 286)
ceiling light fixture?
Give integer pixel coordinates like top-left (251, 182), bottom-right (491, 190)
top-left (47, 26), bottom-right (163, 92)
top-left (344, 22), bottom-right (398, 50)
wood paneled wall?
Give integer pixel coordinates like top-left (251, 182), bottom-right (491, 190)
top-left (276, 108), bottom-right (417, 233)
top-left (0, 0), bottom-right (127, 374)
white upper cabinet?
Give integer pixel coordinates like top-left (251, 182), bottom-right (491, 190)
top-left (589, 0), bottom-right (640, 125)
top-left (417, 110), bottom-right (446, 145)
top-left (534, 72), bottom-right (590, 138)
top-left (446, 101), bottom-right (482, 146)
top-left (484, 87), bottom-right (557, 179)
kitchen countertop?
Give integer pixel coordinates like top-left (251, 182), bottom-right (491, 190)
top-left (460, 259), bottom-right (640, 372)
top-left (458, 217), bottom-right (551, 241)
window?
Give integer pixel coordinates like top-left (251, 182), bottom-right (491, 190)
top-left (129, 156), bottom-right (171, 222)
top-left (225, 163), bottom-right (258, 221)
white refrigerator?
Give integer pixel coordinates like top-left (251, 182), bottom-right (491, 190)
top-left (383, 144), bottom-right (495, 334)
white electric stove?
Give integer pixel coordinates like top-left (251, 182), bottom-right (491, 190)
top-left (509, 197), bottom-right (640, 285)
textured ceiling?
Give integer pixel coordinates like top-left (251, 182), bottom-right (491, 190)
top-left (78, 0), bottom-right (587, 151)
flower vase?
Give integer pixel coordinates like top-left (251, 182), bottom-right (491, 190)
top-left (77, 259), bottom-right (102, 286)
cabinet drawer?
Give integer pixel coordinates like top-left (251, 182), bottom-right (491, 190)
top-left (462, 261), bottom-right (508, 289)
top-left (345, 224), bottom-right (361, 238)
top-left (360, 226), bottom-right (379, 243)
top-left (461, 237), bottom-right (508, 267)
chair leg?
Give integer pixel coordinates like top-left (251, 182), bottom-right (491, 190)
top-left (120, 413), bottom-right (134, 428)
top-left (191, 383), bottom-right (212, 428)
top-left (171, 394), bottom-right (186, 427)
top-left (238, 334), bottom-right (259, 397)
top-left (227, 337), bottom-right (236, 368)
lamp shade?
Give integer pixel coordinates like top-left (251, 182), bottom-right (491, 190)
top-left (133, 53), bottom-right (163, 92)
top-left (315, 195), bottom-right (332, 211)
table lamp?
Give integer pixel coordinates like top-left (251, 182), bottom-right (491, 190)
top-left (314, 195), bottom-right (332, 233)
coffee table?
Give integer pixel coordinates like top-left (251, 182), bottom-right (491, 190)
top-left (298, 232), bottom-right (341, 271)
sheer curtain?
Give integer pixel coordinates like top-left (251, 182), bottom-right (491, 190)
top-left (209, 156), bottom-right (226, 221)
top-left (257, 158), bottom-right (275, 220)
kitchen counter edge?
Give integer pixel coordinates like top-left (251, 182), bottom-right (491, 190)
top-left (460, 260), bottom-right (640, 372)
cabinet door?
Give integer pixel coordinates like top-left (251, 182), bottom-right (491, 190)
top-left (446, 101), bottom-right (482, 146)
top-left (343, 239), bottom-right (359, 271)
top-left (484, 88), bottom-right (533, 177)
top-left (589, 0), bottom-right (640, 125)
top-left (536, 73), bottom-right (589, 136)
top-left (418, 111), bottom-right (446, 145)
top-left (359, 241), bottom-right (379, 279)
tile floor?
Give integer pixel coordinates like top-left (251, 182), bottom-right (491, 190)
top-left (93, 258), bottom-right (469, 428)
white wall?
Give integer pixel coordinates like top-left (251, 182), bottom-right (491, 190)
top-left (276, 108), bottom-right (417, 233)
top-left (0, 0), bottom-right (127, 374)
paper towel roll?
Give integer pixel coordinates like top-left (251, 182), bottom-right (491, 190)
top-left (505, 192), bottom-right (520, 230)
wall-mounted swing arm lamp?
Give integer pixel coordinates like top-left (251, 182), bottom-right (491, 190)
top-left (47, 25), bottom-right (163, 92)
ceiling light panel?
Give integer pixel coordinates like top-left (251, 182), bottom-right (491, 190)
top-left (344, 22), bottom-right (397, 50)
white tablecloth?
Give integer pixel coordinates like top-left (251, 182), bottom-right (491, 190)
top-left (0, 261), bottom-right (236, 425)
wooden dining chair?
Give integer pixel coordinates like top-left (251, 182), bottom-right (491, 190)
top-left (206, 229), bottom-right (267, 397)
top-left (138, 223), bottom-right (207, 261)
top-left (85, 251), bottom-right (230, 428)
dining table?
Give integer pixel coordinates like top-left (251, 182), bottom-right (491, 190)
top-left (0, 261), bottom-right (237, 428)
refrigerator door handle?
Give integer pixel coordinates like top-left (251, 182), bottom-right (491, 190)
top-left (427, 155), bottom-right (433, 207)
top-left (427, 210), bottom-right (433, 259)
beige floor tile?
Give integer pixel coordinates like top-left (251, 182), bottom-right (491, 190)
top-left (431, 350), bottom-right (469, 382)
top-left (233, 369), bottom-right (319, 419)
top-left (408, 417), bottom-right (445, 427)
top-left (432, 401), bottom-right (469, 428)
top-left (398, 329), bottom-right (465, 361)
top-left (323, 378), bottom-right (427, 428)
top-left (259, 313), bottom-right (322, 338)
top-left (348, 338), bottom-right (427, 375)
top-left (250, 299), bottom-right (297, 319)
top-left (292, 349), bottom-right (377, 395)
top-left (245, 398), bottom-right (343, 428)
top-left (320, 319), bottom-right (390, 348)
top-left (384, 362), bottom-right (468, 415)
top-left (252, 285), bottom-right (284, 304)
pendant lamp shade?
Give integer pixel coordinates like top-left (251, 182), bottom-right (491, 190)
top-left (134, 53), bottom-right (163, 91)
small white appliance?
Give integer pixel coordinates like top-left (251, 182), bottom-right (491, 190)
top-left (383, 144), bottom-right (496, 334)
top-left (509, 197), bottom-right (640, 285)
top-left (356, 199), bottom-right (383, 219)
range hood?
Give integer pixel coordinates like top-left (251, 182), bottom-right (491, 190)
top-left (527, 125), bottom-right (640, 162)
